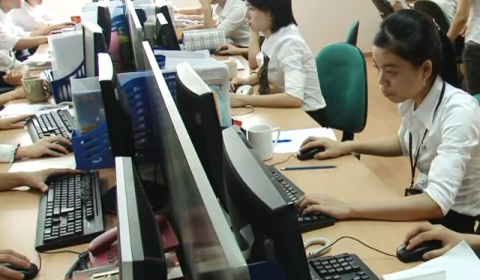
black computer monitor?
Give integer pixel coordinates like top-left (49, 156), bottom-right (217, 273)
top-left (97, 3), bottom-right (112, 49)
top-left (155, 13), bottom-right (180, 50)
top-left (175, 63), bottom-right (227, 208)
top-left (125, 0), bottom-right (146, 70)
top-left (83, 21), bottom-right (108, 77)
top-left (222, 126), bottom-right (311, 280)
top-left (98, 53), bottom-right (166, 211)
top-left (116, 156), bottom-right (167, 280)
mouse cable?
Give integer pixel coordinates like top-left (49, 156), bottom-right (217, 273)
top-left (231, 106), bottom-right (254, 117)
top-left (37, 250), bottom-right (82, 273)
top-left (269, 154), bottom-right (297, 167)
top-left (306, 236), bottom-right (397, 260)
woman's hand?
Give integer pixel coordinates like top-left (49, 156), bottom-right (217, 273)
top-left (300, 137), bottom-right (351, 160)
top-left (404, 224), bottom-right (464, 260)
top-left (215, 44), bottom-right (244, 56)
top-left (296, 194), bottom-right (352, 220)
top-left (21, 168), bottom-right (83, 192)
top-left (230, 93), bottom-right (247, 108)
top-left (230, 77), bottom-right (249, 92)
top-left (16, 136), bottom-right (71, 159)
top-left (0, 115), bottom-right (33, 130)
top-left (0, 249), bottom-right (31, 280)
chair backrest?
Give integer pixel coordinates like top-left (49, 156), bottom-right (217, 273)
top-left (474, 94), bottom-right (480, 105)
top-left (0, 87), bottom-right (14, 94)
top-left (413, 0), bottom-right (450, 33)
top-left (316, 43), bottom-right (368, 136)
top-left (346, 21), bottom-right (360, 46)
top-left (371, 0), bottom-right (394, 19)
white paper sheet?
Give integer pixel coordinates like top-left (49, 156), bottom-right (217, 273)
top-left (383, 241), bottom-right (480, 280)
top-left (272, 128), bottom-right (337, 154)
top-left (0, 104), bottom-right (69, 117)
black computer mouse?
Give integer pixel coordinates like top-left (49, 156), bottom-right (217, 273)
top-left (297, 147), bottom-right (325, 161)
top-left (396, 240), bottom-right (443, 263)
top-left (2, 263), bottom-right (39, 280)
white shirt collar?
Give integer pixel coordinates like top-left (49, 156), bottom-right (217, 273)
top-left (398, 75), bottom-right (445, 130)
top-left (261, 24), bottom-right (299, 58)
top-left (217, 0), bottom-right (235, 17)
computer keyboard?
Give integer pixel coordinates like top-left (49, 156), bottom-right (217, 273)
top-left (309, 253), bottom-right (379, 280)
top-left (26, 109), bottom-right (75, 151)
top-left (269, 166), bottom-right (336, 232)
top-left (35, 172), bottom-right (105, 252)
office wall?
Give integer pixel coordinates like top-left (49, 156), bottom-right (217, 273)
top-left (44, 0), bottom-right (382, 53)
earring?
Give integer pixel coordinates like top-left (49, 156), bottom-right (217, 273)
top-left (423, 80), bottom-right (427, 86)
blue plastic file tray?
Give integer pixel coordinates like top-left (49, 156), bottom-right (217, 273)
top-left (72, 76), bottom-right (154, 170)
top-left (44, 62), bottom-right (86, 103)
top-left (72, 122), bottom-right (114, 170)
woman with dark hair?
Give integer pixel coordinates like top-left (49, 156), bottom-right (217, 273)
top-left (297, 10), bottom-right (480, 234)
top-left (229, 0), bottom-right (327, 124)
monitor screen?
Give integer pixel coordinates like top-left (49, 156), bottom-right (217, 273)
top-left (97, 4), bottom-right (112, 49)
top-left (222, 126), bottom-right (311, 280)
top-left (155, 13), bottom-right (180, 50)
top-left (97, 52), bottom-right (135, 157)
top-left (83, 21), bottom-right (108, 77)
top-left (125, 0), bottom-right (146, 70)
top-left (116, 156), bottom-right (167, 280)
top-left (141, 41), bottom-right (249, 280)
top-left (175, 62), bottom-right (227, 209)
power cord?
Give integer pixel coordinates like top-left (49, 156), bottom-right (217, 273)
top-left (305, 236), bottom-right (396, 260)
top-left (269, 154), bottom-right (297, 167)
top-left (231, 105), bottom-right (254, 117)
top-left (38, 250), bottom-right (81, 273)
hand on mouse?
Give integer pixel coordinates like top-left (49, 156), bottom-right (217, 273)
top-left (215, 44), bottom-right (242, 56)
top-left (296, 194), bottom-right (351, 220)
top-left (404, 224), bottom-right (463, 260)
top-left (300, 137), bottom-right (350, 160)
top-left (0, 115), bottom-right (34, 130)
top-left (230, 93), bottom-right (247, 108)
top-left (16, 136), bottom-right (71, 159)
top-left (0, 249), bottom-right (30, 280)
top-left (230, 77), bottom-right (249, 92)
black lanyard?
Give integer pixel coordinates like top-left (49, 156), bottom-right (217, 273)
top-left (408, 81), bottom-right (446, 189)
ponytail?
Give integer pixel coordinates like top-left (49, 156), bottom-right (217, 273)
top-left (437, 30), bottom-right (461, 88)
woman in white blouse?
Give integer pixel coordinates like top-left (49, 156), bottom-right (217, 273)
top-left (229, 0), bottom-right (327, 125)
top-left (11, 0), bottom-right (62, 32)
top-left (297, 10), bottom-right (480, 234)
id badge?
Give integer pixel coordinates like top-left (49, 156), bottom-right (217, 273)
top-left (405, 187), bottom-right (423, 197)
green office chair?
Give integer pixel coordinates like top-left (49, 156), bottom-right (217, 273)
top-left (474, 94), bottom-right (480, 105)
top-left (316, 43), bottom-right (368, 142)
top-left (0, 87), bottom-right (14, 94)
top-left (346, 21), bottom-right (360, 46)
top-left (371, 0), bottom-right (394, 19)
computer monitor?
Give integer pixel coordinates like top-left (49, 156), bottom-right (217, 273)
top-left (125, 0), bottom-right (146, 70)
top-left (97, 3), bottom-right (112, 49)
top-left (222, 126), bottom-right (311, 280)
top-left (175, 63), bottom-right (227, 208)
top-left (83, 21), bottom-right (108, 77)
top-left (155, 13), bottom-right (180, 50)
top-left (142, 41), bottom-right (250, 280)
top-left (98, 52), bottom-right (166, 211)
top-left (116, 156), bottom-right (167, 280)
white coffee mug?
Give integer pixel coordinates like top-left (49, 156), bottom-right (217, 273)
top-left (247, 124), bottom-right (281, 161)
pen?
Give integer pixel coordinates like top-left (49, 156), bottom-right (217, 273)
top-left (275, 139), bottom-right (292, 143)
top-left (280, 165), bottom-right (336, 171)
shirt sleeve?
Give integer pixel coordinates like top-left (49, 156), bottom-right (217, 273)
top-left (42, 7), bottom-right (61, 22)
top-left (277, 38), bottom-right (307, 101)
top-left (0, 144), bottom-right (18, 163)
top-left (216, 5), bottom-right (247, 39)
top-left (424, 97), bottom-right (480, 215)
top-left (0, 23), bottom-right (30, 51)
top-left (398, 123), bottom-right (408, 156)
top-left (0, 51), bottom-right (23, 72)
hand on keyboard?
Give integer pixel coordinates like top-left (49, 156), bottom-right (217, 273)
top-left (20, 168), bottom-right (83, 192)
top-left (0, 115), bottom-right (34, 130)
top-left (296, 194), bottom-right (352, 220)
top-left (16, 136), bottom-right (71, 159)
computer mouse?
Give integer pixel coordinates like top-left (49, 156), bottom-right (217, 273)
top-left (297, 147), bottom-right (325, 161)
top-left (51, 142), bottom-right (73, 153)
top-left (396, 240), bottom-right (443, 263)
top-left (2, 263), bottom-right (39, 280)
top-left (236, 85), bottom-right (253, 95)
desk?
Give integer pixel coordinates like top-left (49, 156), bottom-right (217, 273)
top-left (0, 50), bottom-right (421, 279)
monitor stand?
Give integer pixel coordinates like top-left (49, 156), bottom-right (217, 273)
top-left (102, 180), bottom-right (168, 214)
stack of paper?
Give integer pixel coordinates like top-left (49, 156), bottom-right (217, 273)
top-left (383, 241), bottom-right (480, 280)
top-left (273, 128), bottom-right (337, 154)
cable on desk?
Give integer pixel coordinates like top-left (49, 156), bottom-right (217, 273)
top-left (269, 154), bottom-right (297, 167)
top-left (231, 106), bottom-right (254, 117)
top-left (38, 250), bottom-right (81, 273)
top-left (309, 236), bottom-right (397, 259)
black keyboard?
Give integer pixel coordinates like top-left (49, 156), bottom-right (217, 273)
top-left (35, 172), bottom-right (105, 252)
top-left (309, 253), bottom-right (379, 280)
top-left (269, 166), bottom-right (336, 232)
top-left (26, 109), bottom-right (75, 151)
